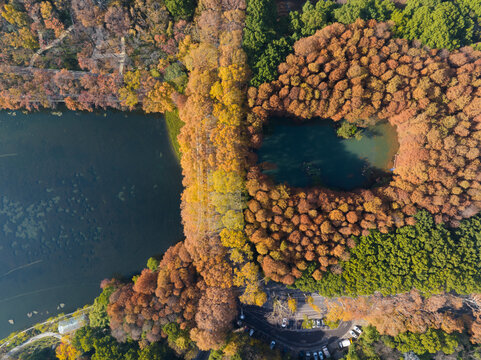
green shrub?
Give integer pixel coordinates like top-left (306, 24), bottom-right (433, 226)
top-left (146, 256), bottom-right (160, 271)
top-left (164, 63), bottom-right (188, 93)
top-left (165, 0), bottom-right (196, 19)
top-left (334, 0), bottom-right (395, 24)
top-left (293, 211), bottom-right (481, 297)
top-left (336, 121), bottom-right (362, 139)
top-left (383, 328), bottom-right (459, 356)
top-left (89, 286), bottom-right (115, 328)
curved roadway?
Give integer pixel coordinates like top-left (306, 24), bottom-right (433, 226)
top-left (2, 332), bottom-right (62, 360)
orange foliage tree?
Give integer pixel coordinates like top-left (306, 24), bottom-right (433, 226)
top-left (245, 19), bottom-right (481, 284)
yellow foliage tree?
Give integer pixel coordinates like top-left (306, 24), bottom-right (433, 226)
top-left (220, 229), bottom-right (247, 248)
top-left (1, 4), bottom-right (28, 26)
top-left (288, 297), bottom-right (297, 313)
top-left (143, 81), bottom-right (176, 113)
top-left (221, 210), bottom-right (244, 230)
top-left (6, 27), bottom-right (38, 49)
top-left (212, 169), bottom-right (244, 194)
top-left (55, 338), bottom-right (80, 360)
top-left (229, 248), bottom-right (245, 264)
top-left (306, 295), bottom-right (321, 313)
top-left (118, 70), bottom-right (141, 109)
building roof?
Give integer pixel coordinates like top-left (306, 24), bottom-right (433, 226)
top-left (58, 315), bottom-right (87, 334)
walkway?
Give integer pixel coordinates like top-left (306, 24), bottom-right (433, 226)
top-left (2, 332), bottom-right (62, 360)
top-left (30, 25), bottom-right (76, 68)
top-left (0, 65), bottom-right (89, 80)
top-left (0, 307), bottom-right (91, 358)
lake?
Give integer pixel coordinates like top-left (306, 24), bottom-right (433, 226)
top-left (0, 110), bottom-right (183, 339)
top-left (257, 117), bottom-right (399, 190)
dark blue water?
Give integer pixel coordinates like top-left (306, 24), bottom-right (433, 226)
top-left (257, 118), bottom-right (398, 190)
top-left (0, 110), bottom-right (183, 338)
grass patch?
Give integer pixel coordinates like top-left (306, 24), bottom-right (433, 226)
top-left (165, 110), bottom-right (184, 161)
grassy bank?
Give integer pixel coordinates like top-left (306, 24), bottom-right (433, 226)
top-left (165, 110), bottom-right (184, 161)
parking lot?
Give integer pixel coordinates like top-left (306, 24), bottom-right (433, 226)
top-left (241, 305), bottom-right (357, 359)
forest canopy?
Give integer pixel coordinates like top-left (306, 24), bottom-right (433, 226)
top-left (3, 0), bottom-right (481, 356)
top-left (245, 0), bottom-right (481, 86)
top-left (293, 211), bottom-right (481, 296)
top-left (246, 18), bottom-right (480, 289)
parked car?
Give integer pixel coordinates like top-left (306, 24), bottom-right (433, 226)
top-left (239, 309), bottom-right (245, 320)
top-left (313, 352), bottom-right (319, 360)
top-left (353, 326), bottom-right (362, 335)
top-left (317, 350), bottom-right (325, 359)
top-left (306, 351), bottom-right (311, 359)
top-left (289, 319), bottom-right (295, 328)
top-left (322, 345), bottom-right (330, 358)
top-left (298, 351), bottom-right (305, 360)
top-left (282, 318), bottom-right (288, 328)
top-left (349, 330), bottom-right (358, 339)
top-left (315, 319), bottom-right (322, 328)
top-left (270, 341), bottom-right (276, 350)
top-left (338, 339), bottom-right (351, 349)
top-left (249, 328), bottom-right (255, 337)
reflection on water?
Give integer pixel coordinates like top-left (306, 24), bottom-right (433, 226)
top-left (257, 117), bottom-right (399, 190)
top-left (0, 110), bottom-right (183, 338)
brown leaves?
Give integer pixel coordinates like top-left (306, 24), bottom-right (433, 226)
top-left (324, 291), bottom-right (466, 337)
top-left (133, 269), bottom-right (157, 295)
top-left (108, 242), bottom-right (205, 343)
top-left (245, 20), bottom-right (480, 283)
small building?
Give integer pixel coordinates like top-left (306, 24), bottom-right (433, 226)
top-left (58, 315), bottom-right (87, 334)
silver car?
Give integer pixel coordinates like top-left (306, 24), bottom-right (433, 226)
top-left (353, 325), bottom-right (362, 335)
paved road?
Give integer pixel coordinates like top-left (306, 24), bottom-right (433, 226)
top-left (2, 332), bottom-right (61, 360)
top-left (243, 305), bottom-right (352, 355)
top-left (194, 351), bottom-right (210, 360)
top-left (261, 283), bottom-right (333, 320)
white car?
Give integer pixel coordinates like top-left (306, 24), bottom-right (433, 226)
top-left (353, 326), bottom-right (362, 335)
top-left (249, 328), bottom-right (255, 336)
top-left (349, 330), bottom-right (358, 339)
top-left (270, 340), bottom-right (276, 350)
top-left (322, 345), bottom-right (330, 358)
top-left (282, 318), bottom-right (288, 328)
top-left (313, 352), bottom-right (318, 360)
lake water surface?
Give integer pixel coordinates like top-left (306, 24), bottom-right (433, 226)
top-left (258, 118), bottom-right (399, 190)
top-left (0, 110), bottom-right (182, 339)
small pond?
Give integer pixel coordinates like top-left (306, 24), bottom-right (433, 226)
top-left (257, 117), bottom-right (399, 190)
top-left (0, 110), bottom-right (183, 339)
